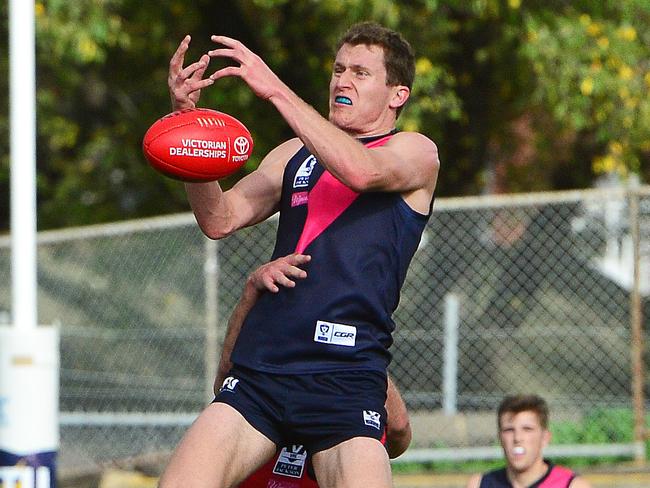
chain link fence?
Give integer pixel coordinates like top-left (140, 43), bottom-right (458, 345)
top-left (0, 185), bottom-right (649, 476)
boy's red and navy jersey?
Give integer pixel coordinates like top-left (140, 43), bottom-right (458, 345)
top-left (479, 461), bottom-right (576, 487)
top-left (231, 132), bottom-right (431, 374)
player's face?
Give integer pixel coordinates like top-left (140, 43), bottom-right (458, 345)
top-left (498, 411), bottom-right (550, 474)
top-left (328, 43), bottom-right (403, 136)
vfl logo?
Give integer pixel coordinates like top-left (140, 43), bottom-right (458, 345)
top-left (273, 445), bottom-right (308, 478)
top-left (363, 410), bottom-right (381, 430)
top-left (220, 376), bottom-right (240, 392)
top-left (234, 136), bottom-right (250, 155)
top-left (314, 321), bottom-right (356, 347)
top-left (293, 155), bottom-right (317, 188)
top-left (316, 323), bottom-right (330, 342)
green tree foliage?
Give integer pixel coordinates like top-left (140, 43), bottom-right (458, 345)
top-left (0, 0), bottom-right (648, 231)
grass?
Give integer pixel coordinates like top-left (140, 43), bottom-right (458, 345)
top-left (393, 407), bottom-right (649, 474)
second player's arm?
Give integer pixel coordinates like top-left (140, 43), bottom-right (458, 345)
top-left (213, 253), bottom-right (311, 394)
top-left (385, 376), bottom-right (412, 459)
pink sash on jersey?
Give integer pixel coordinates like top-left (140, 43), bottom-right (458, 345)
top-left (294, 134), bottom-right (394, 254)
top-left (538, 465), bottom-right (575, 488)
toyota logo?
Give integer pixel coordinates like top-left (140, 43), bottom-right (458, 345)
top-left (234, 136), bottom-right (250, 155)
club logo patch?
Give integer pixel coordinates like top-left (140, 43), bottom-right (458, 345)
top-left (220, 376), bottom-right (239, 392)
top-left (293, 155), bottom-right (317, 188)
top-left (272, 445), bottom-right (308, 478)
top-left (363, 410), bottom-right (381, 430)
top-left (314, 320), bottom-right (356, 347)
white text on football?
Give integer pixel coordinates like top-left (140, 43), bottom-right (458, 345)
top-left (169, 147), bottom-right (227, 159)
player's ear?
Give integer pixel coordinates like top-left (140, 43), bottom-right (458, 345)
top-left (389, 85), bottom-right (410, 110)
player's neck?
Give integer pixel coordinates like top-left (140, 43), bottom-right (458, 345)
top-left (506, 460), bottom-right (548, 488)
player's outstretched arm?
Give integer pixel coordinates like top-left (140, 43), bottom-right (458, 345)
top-left (206, 36), bottom-right (439, 203)
top-left (385, 376), bottom-right (412, 459)
top-left (214, 254), bottom-right (311, 394)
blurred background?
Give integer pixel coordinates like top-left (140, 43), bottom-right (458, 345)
top-left (1, 1), bottom-right (649, 486)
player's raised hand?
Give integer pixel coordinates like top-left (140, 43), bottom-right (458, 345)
top-left (168, 35), bottom-right (214, 111)
top-left (208, 35), bottom-right (284, 101)
top-left (248, 254), bottom-right (311, 293)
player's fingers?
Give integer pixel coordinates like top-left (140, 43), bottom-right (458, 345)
top-left (207, 47), bottom-right (241, 64)
top-left (190, 54), bottom-right (211, 81)
top-left (171, 78), bottom-right (213, 101)
top-left (186, 78), bottom-right (215, 93)
top-left (286, 253), bottom-right (311, 266)
top-left (273, 271), bottom-right (296, 288)
top-left (263, 275), bottom-right (280, 293)
top-left (210, 35), bottom-right (240, 49)
top-left (169, 35), bottom-right (191, 73)
top-left (179, 59), bottom-right (209, 82)
top-left (209, 66), bottom-right (241, 81)
top-left (285, 265), bottom-right (307, 280)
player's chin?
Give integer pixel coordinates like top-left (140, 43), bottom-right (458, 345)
top-left (508, 458), bottom-right (530, 472)
top-left (328, 112), bottom-right (357, 132)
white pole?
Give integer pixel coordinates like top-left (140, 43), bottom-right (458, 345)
top-left (9, 0), bottom-right (38, 330)
top-left (2, 3), bottom-right (58, 487)
top-left (442, 293), bottom-right (459, 415)
top-left (204, 238), bottom-right (219, 403)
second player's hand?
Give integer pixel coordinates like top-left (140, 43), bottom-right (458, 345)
top-left (249, 253), bottom-right (311, 293)
top-left (168, 35), bottom-right (214, 111)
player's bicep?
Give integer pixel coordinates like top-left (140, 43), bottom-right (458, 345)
top-left (225, 138), bottom-right (302, 228)
top-left (369, 133), bottom-right (439, 193)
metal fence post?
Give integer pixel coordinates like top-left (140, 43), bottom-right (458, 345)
top-left (443, 293), bottom-right (459, 415)
top-left (204, 238), bottom-right (219, 403)
top-left (628, 183), bottom-right (646, 465)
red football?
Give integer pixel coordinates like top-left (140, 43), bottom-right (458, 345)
top-left (143, 108), bottom-right (254, 182)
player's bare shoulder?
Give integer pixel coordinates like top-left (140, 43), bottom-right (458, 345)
top-left (258, 137), bottom-right (304, 171)
top-left (387, 131), bottom-right (440, 174)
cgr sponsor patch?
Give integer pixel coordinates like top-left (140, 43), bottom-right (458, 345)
top-left (314, 321), bottom-right (356, 347)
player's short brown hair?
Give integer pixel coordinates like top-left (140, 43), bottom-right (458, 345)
top-left (497, 394), bottom-right (550, 430)
top-left (337, 23), bottom-right (415, 116)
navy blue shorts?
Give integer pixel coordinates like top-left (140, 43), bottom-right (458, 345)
top-left (214, 366), bottom-right (388, 454)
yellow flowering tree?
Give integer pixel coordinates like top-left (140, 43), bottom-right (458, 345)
top-left (1, 0), bottom-right (649, 230)
top-left (521, 5), bottom-right (650, 179)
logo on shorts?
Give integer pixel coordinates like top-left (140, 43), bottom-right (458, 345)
top-left (273, 444), bottom-right (308, 478)
top-left (220, 376), bottom-right (239, 392)
top-left (314, 321), bottom-right (356, 347)
top-left (363, 410), bottom-right (381, 430)
top-left (293, 155), bottom-right (317, 188)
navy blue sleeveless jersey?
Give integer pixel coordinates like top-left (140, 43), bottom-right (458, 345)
top-left (231, 132), bottom-right (431, 374)
top-left (479, 461), bottom-right (576, 487)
